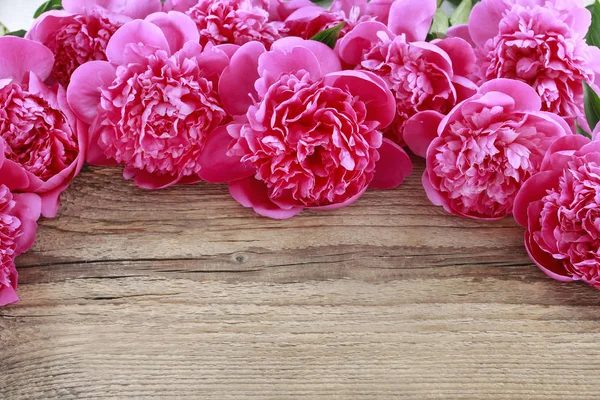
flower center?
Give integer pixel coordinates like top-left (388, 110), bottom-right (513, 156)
top-left (0, 84), bottom-right (79, 181)
top-left (46, 14), bottom-right (121, 86)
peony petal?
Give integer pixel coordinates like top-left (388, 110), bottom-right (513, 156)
top-left (26, 10), bottom-right (75, 42)
top-left (0, 37), bottom-right (54, 84)
top-left (146, 11), bottom-right (200, 54)
top-left (452, 76), bottom-right (478, 102)
top-left (130, 169), bottom-right (181, 189)
top-left (106, 19), bottom-right (171, 65)
top-left (422, 170), bottom-right (445, 207)
top-left (11, 193), bottom-right (41, 254)
top-left (63, 0), bottom-right (162, 18)
top-left (541, 134), bottom-right (590, 171)
top-left (365, 0), bottom-right (396, 23)
top-left (433, 37), bottom-right (476, 77)
top-left (121, 0), bottom-right (163, 19)
top-left (388, 0), bottom-right (436, 42)
top-left (404, 111), bottom-right (444, 158)
top-left (370, 139), bottom-right (413, 189)
top-left (513, 170), bottom-right (561, 227)
top-left (38, 186), bottom-right (64, 218)
top-left (330, 0), bottom-right (368, 15)
top-left (323, 70), bottom-right (396, 129)
top-left (199, 126), bottom-right (255, 183)
top-left (446, 24), bottom-right (475, 47)
top-left (525, 231), bottom-right (573, 282)
top-left (229, 176), bottom-right (304, 219)
top-left (271, 37), bottom-right (342, 75)
top-left (478, 79), bottom-right (542, 112)
top-left (67, 61), bottom-right (116, 124)
top-left (219, 41), bottom-right (265, 116)
top-left (257, 45), bottom-right (322, 92)
top-left (309, 187), bottom-right (367, 211)
top-left (337, 21), bottom-right (393, 66)
top-left (0, 284), bottom-right (19, 307)
top-left (468, 0), bottom-right (507, 48)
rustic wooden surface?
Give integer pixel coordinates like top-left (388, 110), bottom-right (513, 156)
top-left (1, 157), bottom-right (600, 400)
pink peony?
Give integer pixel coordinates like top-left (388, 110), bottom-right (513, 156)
top-left (405, 79), bottom-right (570, 220)
top-left (467, 0), bottom-right (600, 126)
top-left (26, 0), bottom-right (162, 86)
top-left (201, 38), bottom-right (413, 219)
top-left (0, 37), bottom-right (87, 218)
top-left (338, 10), bottom-right (478, 145)
top-left (284, 0), bottom-right (435, 41)
top-left (514, 135), bottom-right (600, 289)
top-left (68, 12), bottom-right (231, 189)
top-left (164, 0), bottom-right (299, 47)
top-left (0, 140), bottom-right (42, 306)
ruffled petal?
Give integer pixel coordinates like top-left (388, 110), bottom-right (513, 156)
top-left (229, 176), bottom-right (304, 219)
top-left (370, 139), bottom-right (413, 189)
top-left (199, 125), bottom-right (255, 183)
top-left (67, 61), bottom-right (116, 124)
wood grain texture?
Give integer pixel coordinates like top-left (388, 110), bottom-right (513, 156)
top-left (2, 158), bottom-right (600, 400)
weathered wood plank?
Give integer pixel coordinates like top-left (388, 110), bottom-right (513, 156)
top-left (2, 159), bottom-right (600, 399)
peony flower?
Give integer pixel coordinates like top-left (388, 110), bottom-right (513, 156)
top-left (284, 0), bottom-right (435, 41)
top-left (0, 140), bottom-right (42, 306)
top-left (26, 0), bottom-right (163, 86)
top-left (467, 0), bottom-right (600, 126)
top-left (338, 5), bottom-right (478, 145)
top-left (163, 0), bottom-right (301, 47)
top-left (405, 79), bottom-right (570, 220)
top-left (514, 135), bottom-right (600, 289)
top-left (200, 38), bottom-right (413, 219)
top-left (0, 37), bottom-right (87, 218)
top-left (68, 12), bottom-right (231, 189)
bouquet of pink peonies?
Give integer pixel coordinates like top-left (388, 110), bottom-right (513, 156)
top-left (0, 0), bottom-right (599, 305)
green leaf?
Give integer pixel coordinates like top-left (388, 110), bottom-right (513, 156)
top-left (34, 0), bottom-right (63, 19)
top-left (429, 8), bottom-right (449, 39)
top-left (450, 0), bottom-right (473, 26)
top-left (576, 123), bottom-right (593, 139)
top-left (583, 81), bottom-right (600, 132)
top-left (4, 30), bottom-right (27, 38)
top-left (311, 22), bottom-right (346, 49)
top-left (586, 0), bottom-right (600, 48)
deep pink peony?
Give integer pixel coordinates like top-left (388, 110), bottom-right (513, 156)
top-left (405, 79), bottom-right (570, 220)
top-left (0, 139), bottom-right (42, 306)
top-left (0, 37), bottom-right (87, 218)
top-left (163, 0), bottom-right (302, 47)
top-left (68, 12), bottom-right (231, 189)
top-left (201, 38), bottom-right (413, 219)
top-left (467, 0), bottom-right (600, 126)
top-left (27, 0), bottom-right (163, 86)
top-left (284, 0), bottom-right (435, 41)
top-left (338, 11), bottom-right (478, 145)
top-left (514, 135), bottom-right (600, 289)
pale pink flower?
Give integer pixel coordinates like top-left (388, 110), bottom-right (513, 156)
top-left (405, 79), bottom-right (570, 220)
top-left (26, 0), bottom-right (162, 86)
top-left (201, 38), bottom-right (413, 219)
top-left (338, 10), bottom-right (477, 145)
top-left (164, 0), bottom-right (299, 47)
top-left (68, 12), bottom-right (231, 189)
top-left (0, 37), bottom-right (87, 218)
top-left (514, 135), bottom-right (600, 289)
top-left (467, 0), bottom-right (600, 126)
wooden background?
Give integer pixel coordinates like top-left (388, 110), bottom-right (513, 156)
top-left (1, 157), bottom-right (600, 399)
